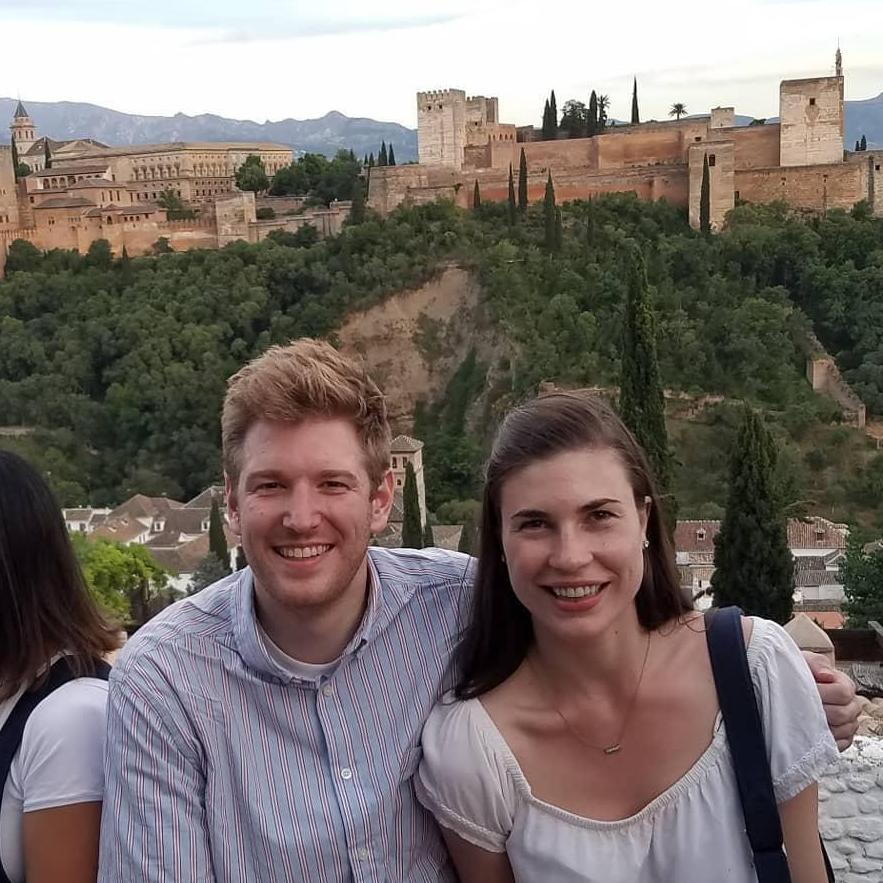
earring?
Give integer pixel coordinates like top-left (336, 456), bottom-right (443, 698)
top-left (642, 538), bottom-right (650, 550)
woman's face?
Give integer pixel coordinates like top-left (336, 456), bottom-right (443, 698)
top-left (498, 446), bottom-right (649, 641)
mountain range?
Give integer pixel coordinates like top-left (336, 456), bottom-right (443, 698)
top-left (1, 93), bottom-right (880, 160)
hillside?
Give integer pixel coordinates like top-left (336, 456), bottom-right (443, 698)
top-left (2, 196), bottom-right (883, 534)
top-left (0, 98), bottom-right (417, 160)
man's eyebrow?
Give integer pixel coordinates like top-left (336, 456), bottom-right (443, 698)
top-left (317, 470), bottom-right (360, 482)
top-left (510, 498), bottom-right (622, 520)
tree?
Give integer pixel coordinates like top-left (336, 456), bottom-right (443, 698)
top-left (855, 139), bottom-right (861, 152)
top-left (560, 100), bottom-right (587, 138)
top-left (541, 98), bottom-right (553, 140)
top-left (84, 238), bottom-right (113, 270)
top-left (15, 162), bottom-right (31, 179)
top-left (618, 241), bottom-right (673, 522)
top-left (458, 511), bottom-right (477, 555)
top-left (840, 539), bottom-right (883, 626)
top-left (402, 461), bottom-right (423, 548)
top-left (631, 77), bottom-right (640, 125)
top-left (507, 164), bottom-right (517, 226)
top-left (860, 135), bottom-right (867, 151)
top-left (518, 148), bottom-right (528, 213)
top-left (699, 153), bottom-right (711, 235)
top-left (711, 408), bottom-right (794, 623)
top-left (669, 103), bottom-right (687, 121)
top-left (597, 94), bottom-right (610, 129)
top-left (349, 177), bottom-right (367, 225)
top-left (388, 144), bottom-right (396, 166)
top-left (543, 173), bottom-right (557, 251)
top-left (554, 208), bottom-right (563, 253)
top-left (235, 155), bottom-right (269, 193)
top-left (4, 238), bottom-right (42, 273)
top-left (423, 521), bottom-right (435, 548)
top-left (188, 552), bottom-right (230, 595)
top-left (473, 179), bottom-right (481, 210)
top-left (11, 138), bottom-right (20, 180)
top-left (550, 90), bottom-right (558, 134)
top-left (43, 139), bottom-right (52, 170)
top-left (588, 91), bottom-right (599, 136)
top-left (378, 141), bottom-right (388, 167)
top-left (151, 236), bottom-right (173, 255)
top-left (368, 152), bottom-right (375, 167)
top-left (157, 189), bottom-right (196, 220)
top-left (209, 496), bottom-right (229, 571)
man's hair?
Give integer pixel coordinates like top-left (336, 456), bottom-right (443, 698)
top-left (222, 338), bottom-right (391, 486)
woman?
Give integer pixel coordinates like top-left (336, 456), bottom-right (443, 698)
top-left (0, 451), bottom-right (120, 883)
top-left (416, 392), bottom-right (837, 882)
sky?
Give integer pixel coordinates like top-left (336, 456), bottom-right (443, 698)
top-left (1, 0), bottom-right (882, 128)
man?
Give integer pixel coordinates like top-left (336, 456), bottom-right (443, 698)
top-left (100, 338), bottom-right (860, 882)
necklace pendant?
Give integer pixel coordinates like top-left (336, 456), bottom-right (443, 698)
top-left (603, 744), bottom-right (621, 755)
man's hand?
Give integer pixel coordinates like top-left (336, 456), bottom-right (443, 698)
top-left (802, 651), bottom-right (861, 751)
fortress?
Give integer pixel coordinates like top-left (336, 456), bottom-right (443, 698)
top-left (0, 103), bottom-right (350, 275)
top-left (368, 52), bottom-right (883, 226)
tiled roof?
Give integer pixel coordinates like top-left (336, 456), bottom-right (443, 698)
top-left (32, 162), bottom-right (111, 176)
top-left (34, 196), bottom-right (94, 209)
top-left (147, 534), bottom-right (213, 576)
top-left (91, 515), bottom-right (151, 544)
top-left (185, 486), bottom-right (225, 509)
top-left (787, 517), bottom-right (848, 551)
top-left (107, 494), bottom-right (184, 521)
top-left (674, 520), bottom-right (720, 554)
top-left (390, 434), bottom-right (423, 453)
top-left (794, 556), bottom-right (829, 588)
top-left (13, 100), bottom-right (29, 119)
top-left (64, 508), bottom-right (93, 520)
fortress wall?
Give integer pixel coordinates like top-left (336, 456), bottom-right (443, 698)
top-left (735, 161), bottom-right (866, 214)
top-left (714, 124), bottom-right (781, 169)
top-left (689, 142), bottom-right (735, 231)
top-left (0, 146), bottom-right (20, 230)
top-left (780, 76), bottom-right (844, 168)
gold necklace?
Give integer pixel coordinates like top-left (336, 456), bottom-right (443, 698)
top-left (528, 631), bottom-right (652, 756)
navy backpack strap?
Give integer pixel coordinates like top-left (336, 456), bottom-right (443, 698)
top-left (0, 657), bottom-right (110, 883)
top-left (705, 606), bottom-right (791, 883)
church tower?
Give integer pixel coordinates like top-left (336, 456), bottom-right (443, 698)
top-left (9, 101), bottom-right (38, 158)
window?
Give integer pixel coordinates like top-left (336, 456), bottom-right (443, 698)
top-left (734, 191), bottom-right (740, 200)
top-left (876, 165), bottom-right (881, 172)
top-left (694, 136), bottom-right (701, 142)
top-left (396, 479), bottom-right (402, 487)
top-left (696, 529), bottom-right (706, 541)
top-left (809, 97), bottom-right (816, 106)
top-left (392, 457), bottom-right (398, 468)
top-left (708, 154), bottom-right (716, 167)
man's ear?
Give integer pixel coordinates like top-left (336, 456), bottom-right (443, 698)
top-left (370, 470), bottom-right (395, 534)
top-left (224, 472), bottom-right (241, 538)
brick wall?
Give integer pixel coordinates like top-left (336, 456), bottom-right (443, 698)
top-left (735, 161), bottom-right (867, 214)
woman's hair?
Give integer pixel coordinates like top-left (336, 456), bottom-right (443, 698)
top-left (0, 451), bottom-right (120, 699)
top-left (455, 390), bottom-right (690, 700)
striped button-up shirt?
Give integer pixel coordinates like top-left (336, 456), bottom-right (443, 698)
top-left (99, 547), bottom-right (473, 882)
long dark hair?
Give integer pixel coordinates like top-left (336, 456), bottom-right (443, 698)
top-left (0, 451), bottom-right (120, 699)
top-left (456, 391), bottom-right (689, 700)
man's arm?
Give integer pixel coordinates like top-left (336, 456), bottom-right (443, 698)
top-left (99, 661), bottom-right (215, 882)
top-left (802, 651), bottom-right (861, 751)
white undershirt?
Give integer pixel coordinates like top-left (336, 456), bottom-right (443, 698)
top-left (255, 620), bottom-right (340, 681)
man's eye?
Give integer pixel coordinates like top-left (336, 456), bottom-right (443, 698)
top-left (322, 481), bottom-right (348, 490)
top-left (256, 482), bottom-right (280, 491)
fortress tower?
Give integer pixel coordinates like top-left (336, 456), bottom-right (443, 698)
top-left (9, 101), bottom-right (38, 158)
top-left (0, 145), bottom-right (20, 230)
top-left (779, 52), bottom-right (844, 167)
top-left (417, 89), bottom-right (467, 169)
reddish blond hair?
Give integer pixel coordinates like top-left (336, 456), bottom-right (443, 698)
top-left (222, 339), bottom-right (391, 486)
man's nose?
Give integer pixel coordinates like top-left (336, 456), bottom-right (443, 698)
top-left (281, 485), bottom-right (321, 533)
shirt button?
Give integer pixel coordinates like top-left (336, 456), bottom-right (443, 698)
top-left (340, 767), bottom-right (353, 781)
top-left (322, 683), bottom-right (334, 697)
top-left (356, 848), bottom-right (370, 862)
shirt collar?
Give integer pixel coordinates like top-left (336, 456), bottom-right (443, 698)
top-left (233, 557), bottom-right (383, 684)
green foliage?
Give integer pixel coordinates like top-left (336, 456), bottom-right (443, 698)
top-left (15, 162), bottom-right (31, 178)
top-left (157, 190), bottom-right (197, 220)
top-left (670, 103), bottom-right (687, 121)
top-left (542, 93), bottom-right (558, 141)
top-left (402, 461), bottom-right (423, 548)
top-left (507, 165), bottom-right (517, 226)
top-left (255, 207), bottom-right (276, 220)
top-left (518, 149), bottom-right (528, 212)
top-left (270, 151), bottom-right (362, 205)
top-left (631, 78), bottom-right (640, 125)
top-left (588, 91), bottom-right (599, 137)
top-left (473, 180), bottom-right (481, 210)
top-left (151, 237), bottom-right (173, 255)
top-left (543, 174), bottom-right (557, 252)
top-left (618, 242), bottom-right (673, 515)
top-left (699, 154), bottom-right (711, 235)
top-left (235, 155), bottom-right (270, 193)
top-left (711, 408), bottom-right (794, 623)
top-left (4, 239), bottom-right (43, 274)
top-left (840, 539), bottom-right (883, 626)
top-left (422, 521), bottom-right (435, 548)
top-left (560, 100), bottom-right (587, 138)
top-left (188, 552), bottom-right (230, 595)
top-left (73, 535), bottom-right (169, 626)
top-left (388, 144), bottom-right (396, 166)
top-left (348, 176), bottom-right (367, 225)
top-left (209, 497), bottom-right (228, 570)
top-left (378, 142), bottom-right (388, 167)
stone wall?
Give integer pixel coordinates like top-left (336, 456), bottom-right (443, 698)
top-left (780, 76), bottom-right (844, 168)
top-left (806, 356), bottom-right (867, 427)
top-left (818, 737), bottom-right (883, 881)
top-left (714, 124), bottom-right (782, 170)
top-left (688, 142), bottom-right (735, 231)
top-left (417, 89), bottom-right (467, 169)
top-left (0, 146), bottom-right (19, 230)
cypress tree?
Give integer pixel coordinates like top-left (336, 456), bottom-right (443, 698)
top-left (550, 90), bottom-right (558, 135)
top-left (588, 91), bottom-right (599, 137)
top-left (388, 143), bottom-right (396, 166)
top-left (860, 134), bottom-right (867, 151)
top-left (208, 497), bottom-right (229, 572)
top-left (423, 521), bottom-right (435, 549)
top-left (508, 164), bottom-right (517, 226)
top-left (378, 141), bottom-right (388, 167)
top-left (368, 152), bottom-right (375, 168)
top-left (401, 462), bottom-right (423, 548)
top-left (458, 512), bottom-right (477, 556)
top-left (554, 207), bottom-right (563, 252)
top-left (855, 140), bottom-right (861, 152)
top-left (543, 173), bottom-right (557, 251)
top-left (699, 153), bottom-right (711, 234)
top-left (618, 241), bottom-right (674, 526)
top-left (363, 153), bottom-right (369, 166)
top-left (518, 148), bottom-right (528, 212)
top-left (711, 408), bottom-right (794, 623)
top-left (11, 138), bottom-right (20, 181)
top-left (631, 77), bottom-right (640, 125)
top-left (349, 178), bottom-right (366, 224)
top-left (43, 138), bottom-right (51, 170)
top-left (473, 179), bottom-right (481, 210)
top-left (542, 99), bottom-right (553, 140)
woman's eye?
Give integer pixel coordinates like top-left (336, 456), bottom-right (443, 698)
top-left (518, 519), bottom-right (545, 530)
top-left (590, 510), bottom-right (614, 522)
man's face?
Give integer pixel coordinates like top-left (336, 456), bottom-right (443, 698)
top-left (226, 417), bottom-right (393, 616)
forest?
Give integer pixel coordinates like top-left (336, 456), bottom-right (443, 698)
top-left (2, 194), bottom-right (883, 532)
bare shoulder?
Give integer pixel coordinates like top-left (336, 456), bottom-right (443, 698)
top-left (479, 662), bottom-right (534, 725)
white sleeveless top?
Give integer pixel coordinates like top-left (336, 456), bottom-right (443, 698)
top-left (416, 617), bottom-right (838, 883)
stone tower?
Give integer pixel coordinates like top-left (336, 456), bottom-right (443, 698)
top-left (417, 90), bottom-right (467, 169)
top-left (9, 101), bottom-right (38, 158)
top-left (0, 145), bottom-right (20, 231)
top-left (390, 435), bottom-right (426, 526)
top-left (779, 71), bottom-right (844, 167)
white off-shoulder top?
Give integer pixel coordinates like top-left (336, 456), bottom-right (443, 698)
top-left (416, 617), bottom-right (838, 883)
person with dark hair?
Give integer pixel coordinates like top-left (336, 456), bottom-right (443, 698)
top-left (0, 451), bottom-right (120, 883)
top-left (416, 391), bottom-right (838, 882)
